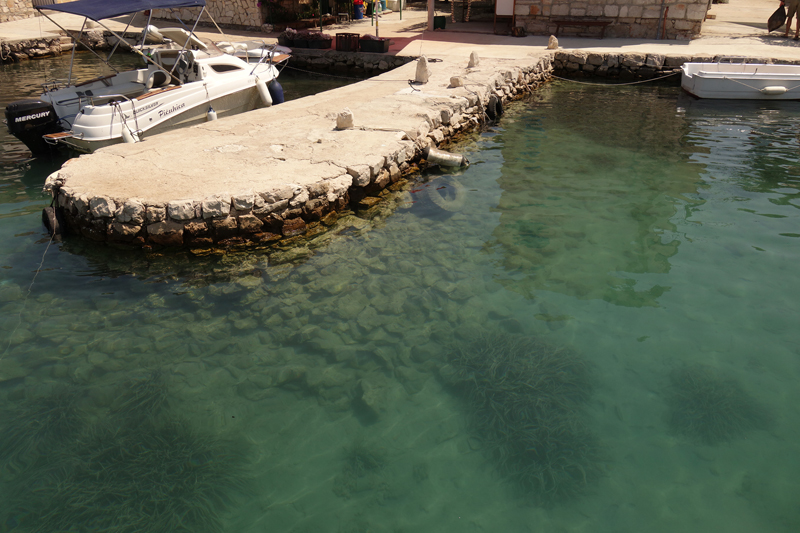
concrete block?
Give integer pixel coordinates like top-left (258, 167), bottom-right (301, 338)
top-left (668, 6), bottom-right (687, 19)
top-left (336, 107), bottom-right (354, 129)
top-left (587, 53), bottom-right (604, 66)
top-left (645, 54), bottom-right (665, 68)
top-left (665, 54), bottom-right (692, 67)
top-left (232, 192), bottom-right (254, 211)
top-left (201, 195), bottom-right (231, 219)
top-left (687, 5), bottom-right (708, 20)
top-left (238, 214), bottom-right (263, 233)
top-left (146, 206), bottom-right (166, 224)
top-left (168, 200), bottom-right (195, 220)
top-left (326, 174), bottom-right (353, 202)
top-left (116, 199), bottom-right (145, 225)
top-left (146, 220), bottom-right (183, 246)
top-left (347, 165), bottom-right (371, 187)
top-left (89, 196), bottom-right (116, 218)
top-left (621, 52), bottom-right (646, 67)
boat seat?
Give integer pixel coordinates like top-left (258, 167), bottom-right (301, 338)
top-left (82, 82), bottom-right (147, 104)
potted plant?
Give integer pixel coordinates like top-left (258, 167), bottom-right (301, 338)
top-left (359, 34), bottom-right (390, 53)
top-left (293, 29), bottom-right (311, 48)
top-left (305, 31), bottom-right (333, 49)
top-left (278, 27), bottom-right (297, 47)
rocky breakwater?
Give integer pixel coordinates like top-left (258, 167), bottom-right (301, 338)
top-left (553, 50), bottom-right (800, 80)
top-left (43, 53), bottom-right (553, 249)
top-left (1, 37), bottom-right (63, 63)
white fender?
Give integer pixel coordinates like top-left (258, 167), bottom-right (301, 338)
top-left (144, 25), bottom-right (164, 44)
top-left (761, 86), bottom-right (788, 95)
top-left (121, 125), bottom-right (140, 144)
top-left (256, 77), bottom-right (273, 107)
top-left (207, 106), bottom-right (217, 121)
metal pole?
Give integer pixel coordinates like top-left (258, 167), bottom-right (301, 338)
top-left (67, 18), bottom-right (86, 85)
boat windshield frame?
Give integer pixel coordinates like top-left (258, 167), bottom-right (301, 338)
top-left (36, 2), bottom-right (210, 87)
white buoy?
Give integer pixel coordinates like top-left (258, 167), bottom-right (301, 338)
top-left (207, 105), bottom-right (217, 121)
top-left (121, 125), bottom-right (139, 144)
top-left (257, 77), bottom-right (273, 107)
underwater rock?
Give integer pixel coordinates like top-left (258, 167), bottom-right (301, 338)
top-left (357, 374), bottom-right (390, 420)
top-left (273, 365), bottom-right (307, 387)
top-left (0, 359), bottom-right (27, 382)
top-left (305, 366), bottom-right (353, 392)
top-left (0, 283), bottom-right (24, 302)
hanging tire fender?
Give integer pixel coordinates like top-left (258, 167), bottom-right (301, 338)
top-left (42, 206), bottom-right (65, 238)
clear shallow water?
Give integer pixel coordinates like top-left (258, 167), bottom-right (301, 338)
top-left (1, 59), bottom-right (800, 532)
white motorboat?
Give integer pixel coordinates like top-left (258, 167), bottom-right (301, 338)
top-left (681, 62), bottom-right (800, 100)
top-left (4, 0), bottom-right (289, 155)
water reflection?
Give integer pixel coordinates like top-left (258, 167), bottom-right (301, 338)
top-left (489, 84), bottom-right (703, 307)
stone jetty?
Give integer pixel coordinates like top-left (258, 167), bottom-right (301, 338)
top-left (44, 53), bottom-right (553, 248)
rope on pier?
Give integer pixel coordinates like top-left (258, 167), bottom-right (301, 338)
top-left (550, 70), bottom-right (681, 86)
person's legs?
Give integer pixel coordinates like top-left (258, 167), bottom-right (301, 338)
top-left (789, 0), bottom-right (800, 38)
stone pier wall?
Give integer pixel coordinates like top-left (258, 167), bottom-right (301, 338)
top-left (553, 50), bottom-right (800, 80)
top-left (44, 57), bottom-right (554, 248)
top-left (288, 48), bottom-right (415, 77)
top-left (515, 0), bottom-right (710, 40)
top-left (0, 36), bottom-right (62, 61)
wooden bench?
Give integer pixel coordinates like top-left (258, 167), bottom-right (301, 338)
top-left (553, 19), bottom-right (612, 39)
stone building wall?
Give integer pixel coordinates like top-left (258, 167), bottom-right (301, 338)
top-left (514, 0), bottom-right (710, 40)
top-left (1, 0), bottom-right (35, 23)
top-left (156, 0), bottom-right (263, 29)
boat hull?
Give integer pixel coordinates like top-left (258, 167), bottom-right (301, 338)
top-left (681, 62), bottom-right (800, 100)
top-left (57, 85), bottom-right (263, 153)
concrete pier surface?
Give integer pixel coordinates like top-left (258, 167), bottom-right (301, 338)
top-left (4, 0), bottom-right (800, 247)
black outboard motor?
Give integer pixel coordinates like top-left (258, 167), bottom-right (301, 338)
top-left (4, 99), bottom-right (63, 155)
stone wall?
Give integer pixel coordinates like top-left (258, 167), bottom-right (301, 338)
top-left (0, 36), bottom-right (62, 62)
top-left (156, 0), bottom-right (262, 29)
top-left (553, 50), bottom-right (800, 80)
top-left (1, 0), bottom-right (35, 23)
top-left (289, 48), bottom-right (415, 77)
top-left (515, 0), bottom-right (710, 40)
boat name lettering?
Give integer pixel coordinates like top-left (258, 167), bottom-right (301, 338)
top-left (135, 101), bottom-right (160, 114)
top-left (15, 111), bottom-right (50, 123)
top-left (158, 103), bottom-right (185, 118)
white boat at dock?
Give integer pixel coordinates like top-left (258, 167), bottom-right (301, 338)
top-left (681, 62), bottom-right (800, 100)
top-left (4, 0), bottom-right (289, 155)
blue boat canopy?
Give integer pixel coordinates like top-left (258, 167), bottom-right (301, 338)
top-left (35, 0), bottom-right (206, 22)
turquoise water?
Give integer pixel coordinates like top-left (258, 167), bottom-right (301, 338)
top-left (2, 58), bottom-right (800, 532)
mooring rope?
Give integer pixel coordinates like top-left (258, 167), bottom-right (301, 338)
top-left (1, 232), bottom-right (56, 359)
top-left (721, 75), bottom-right (800, 94)
top-left (550, 70), bottom-right (681, 86)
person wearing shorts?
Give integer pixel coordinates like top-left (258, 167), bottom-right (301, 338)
top-left (783, 0), bottom-right (800, 40)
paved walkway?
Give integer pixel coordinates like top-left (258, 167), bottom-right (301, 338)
top-left (2, 1), bottom-right (800, 62)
